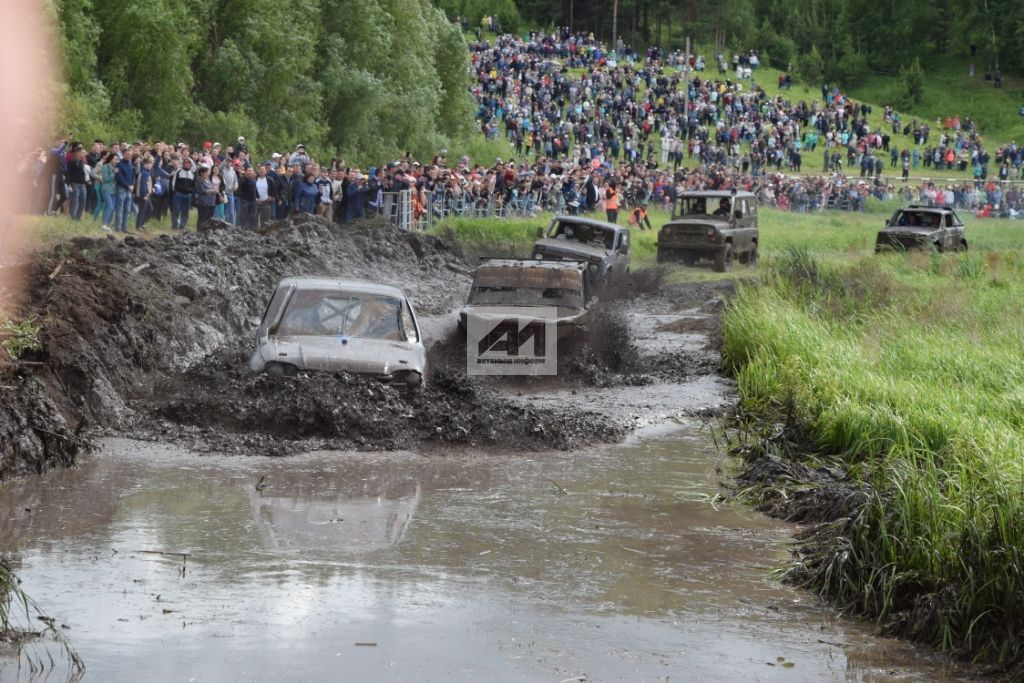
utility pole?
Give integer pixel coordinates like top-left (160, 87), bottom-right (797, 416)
top-left (612, 0), bottom-right (619, 56)
top-left (683, 36), bottom-right (690, 141)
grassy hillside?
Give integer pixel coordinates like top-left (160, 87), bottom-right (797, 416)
top-left (851, 56), bottom-right (1024, 146)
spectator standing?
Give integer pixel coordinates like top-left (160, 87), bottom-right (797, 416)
top-left (134, 157), bottom-right (153, 231)
top-left (254, 164), bottom-right (275, 228)
top-left (222, 160), bottom-right (239, 225)
top-left (170, 157), bottom-right (196, 230)
top-left (294, 172), bottom-right (319, 214)
top-left (113, 150), bottom-right (136, 233)
top-left (66, 146), bottom-right (88, 222)
top-left (605, 181), bottom-right (620, 223)
top-left (195, 167), bottom-right (217, 224)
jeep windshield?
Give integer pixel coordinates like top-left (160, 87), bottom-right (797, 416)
top-left (890, 210), bottom-right (944, 228)
top-left (672, 196), bottom-right (716, 218)
top-left (468, 267), bottom-right (585, 308)
top-left (272, 290), bottom-right (417, 342)
top-left (548, 221), bottom-right (615, 250)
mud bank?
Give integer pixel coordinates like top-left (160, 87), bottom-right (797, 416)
top-left (1, 217), bottom-right (728, 475)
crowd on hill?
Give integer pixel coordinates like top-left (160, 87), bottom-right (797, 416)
top-left (467, 30), bottom-right (1022, 186)
top-left (26, 29), bottom-right (1024, 231)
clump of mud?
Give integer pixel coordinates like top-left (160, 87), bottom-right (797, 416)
top-left (147, 347), bottom-right (621, 454)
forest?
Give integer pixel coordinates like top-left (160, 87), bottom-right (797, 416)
top-left (50, 0), bottom-right (473, 164)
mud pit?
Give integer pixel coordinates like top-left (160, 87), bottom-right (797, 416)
top-left (0, 216), bottom-right (732, 472)
top-left (0, 427), bottom-right (964, 681)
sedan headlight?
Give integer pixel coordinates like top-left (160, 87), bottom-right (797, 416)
top-left (663, 227), bottom-right (674, 237)
top-left (587, 263), bottom-right (598, 272)
top-left (705, 228), bottom-right (716, 236)
top-left (533, 251), bottom-right (543, 260)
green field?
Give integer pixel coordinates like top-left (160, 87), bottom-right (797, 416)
top-left (721, 215), bottom-right (1024, 672)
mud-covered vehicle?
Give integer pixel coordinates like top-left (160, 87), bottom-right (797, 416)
top-left (249, 277), bottom-right (426, 389)
top-left (458, 259), bottom-right (596, 339)
top-left (531, 216), bottom-right (631, 286)
top-left (875, 205), bottom-right (967, 253)
top-left (656, 191), bottom-right (759, 272)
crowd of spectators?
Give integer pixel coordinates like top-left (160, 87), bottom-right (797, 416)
top-left (26, 29), bottom-right (1024, 231)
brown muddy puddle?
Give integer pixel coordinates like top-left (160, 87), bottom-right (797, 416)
top-left (0, 424), bottom-right (966, 682)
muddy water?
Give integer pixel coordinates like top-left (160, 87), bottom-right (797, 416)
top-left (0, 426), bottom-right (963, 682)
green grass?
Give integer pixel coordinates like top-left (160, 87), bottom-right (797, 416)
top-left (722, 233), bottom-right (1024, 671)
top-left (17, 213), bottom-right (175, 250)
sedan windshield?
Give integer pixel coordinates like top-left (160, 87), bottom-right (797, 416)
top-left (275, 290), bottom-right (414, 341)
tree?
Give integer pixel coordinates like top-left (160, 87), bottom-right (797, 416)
top-left (797, 45), bottom-right (825, 85)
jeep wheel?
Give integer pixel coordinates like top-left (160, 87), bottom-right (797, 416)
top-left (746, 244), bottom-right (758, 268)
top-left (957, 240), bottom-right (968, 252)
top-left (713, 244), bottom-right (733, 273)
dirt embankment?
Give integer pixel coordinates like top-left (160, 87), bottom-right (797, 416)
top-left (4, 216), bottom-right (720, 476)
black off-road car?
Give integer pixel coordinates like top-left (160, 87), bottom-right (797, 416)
top-left (875, 205), bottom-right (967, 253)
top-left (656, 191), bottom-right (759, 272)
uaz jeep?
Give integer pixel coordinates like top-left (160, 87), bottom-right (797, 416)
top-left (656, 191), bottom-right (759, 272)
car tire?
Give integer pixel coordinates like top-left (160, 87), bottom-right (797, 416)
top-left (713, 244), bottom-right (733, 273)
top-left (957, 240), bottom-right (968, 252)
top-left (746, 244), bottom-right (758, 268)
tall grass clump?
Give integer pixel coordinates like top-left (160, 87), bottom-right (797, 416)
top-left (1, 558), bottom-right (84, 677)
top-left (723, 246), bottom-right (1024, 673)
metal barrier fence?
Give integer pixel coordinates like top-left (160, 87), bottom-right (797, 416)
top-left (377, 190), bottom-right (550, 230)
top-left (375, 178), bottom-right (1024, 230)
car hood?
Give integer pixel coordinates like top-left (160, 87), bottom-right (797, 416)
top-left (534, 238), bottom-right (609, 259)
top-left (666, 217), bottom-right (730, 229)
top-left (251, 335), bottom-right (425, 375)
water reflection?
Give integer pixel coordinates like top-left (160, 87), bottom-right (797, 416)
top-left (249, 472), bottom-right (420, 553)
top-left (0, 429), bottom-right (968, 682)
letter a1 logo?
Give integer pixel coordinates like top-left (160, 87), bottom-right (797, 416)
top-left (466, 306), bottom-right (558, 376)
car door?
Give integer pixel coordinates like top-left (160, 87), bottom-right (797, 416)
top-left (617, 230), bottom-right (631, 273)
top-left (737, 199), bottom-right (751, 252)
top-left (942, 213), bottom-right (955, 250)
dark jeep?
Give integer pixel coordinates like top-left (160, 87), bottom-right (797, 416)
top-left (531, 215), bottom-right (631, 286)
top-left (875, 205), bottom-right (967, 253)
top-left (656, 191), bottom-right (759, 272)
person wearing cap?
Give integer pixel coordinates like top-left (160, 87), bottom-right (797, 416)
top-left (628, 200), bottom-right (652, 231)
top-left (288, 144), bottom-right (309, 168)
top-left (235, 136), bottom-right (248, 155)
